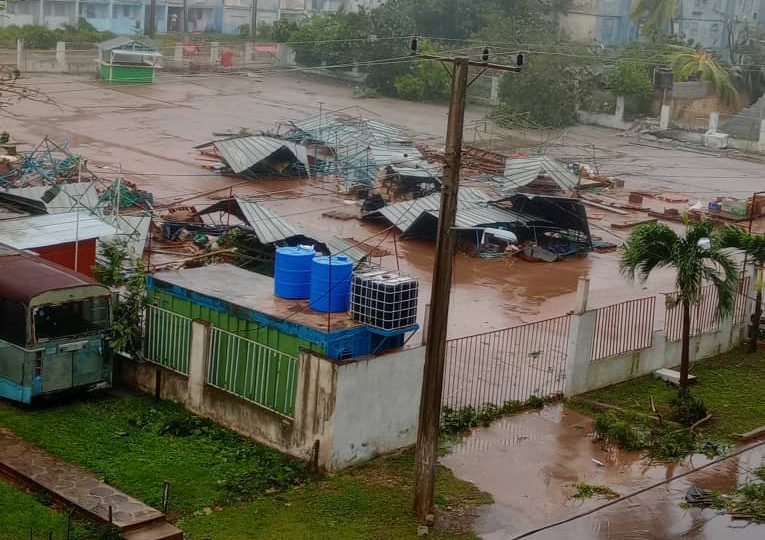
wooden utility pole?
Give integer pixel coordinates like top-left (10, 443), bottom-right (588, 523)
top-left (412, 48), bottom-right (521, 524)
top-left (249, 0), bottom-right (258, 40)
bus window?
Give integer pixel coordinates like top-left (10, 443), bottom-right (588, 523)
top-left (33, 297), bottom-right (110, 341)
top-left (0, 299), bottom-right (27, 347)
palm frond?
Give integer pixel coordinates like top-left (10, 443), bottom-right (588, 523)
top-left (619, 223), bottom-right (678, 282)
top-left (718, 225), bottom-right (765, 264)
top-left (701, 249), bottom-right (740, 320)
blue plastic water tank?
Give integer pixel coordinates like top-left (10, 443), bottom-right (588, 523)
top-left (274, 246), bottom-right (315, 299)
top-left (310, 255), bottom-right (354, 313)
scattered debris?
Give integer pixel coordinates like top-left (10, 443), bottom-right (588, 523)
top-left (571, 481), bottom-right (619, 499)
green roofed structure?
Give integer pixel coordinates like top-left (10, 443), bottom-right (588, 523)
top-left (97, 36), bottom-right (162, 83)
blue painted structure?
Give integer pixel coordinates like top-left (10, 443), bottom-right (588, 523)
top-left (147, 264), bottom-right (412, 360)
top-left (274, 246), bottom-right (315, 300)
top-left (310, 255), bottom-right (353, 313)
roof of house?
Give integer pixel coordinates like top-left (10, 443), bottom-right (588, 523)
top-left (98, 35), bottom-right (159, 51)
top-left (196, 196), bottom-right (303, 244)
top-left (0, 211), bottom-right (119, 250)
top-left (0, 183), bottom-right (101, 215)
top-left (212, 136), bottom-right (310, 175)
top-left (0, 245), bottom-right (105, 304)
top-left (493, 156), bottom-right (580, 194)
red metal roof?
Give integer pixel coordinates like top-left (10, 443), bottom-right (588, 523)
top-left (0, 244), bottom-right (102, 304)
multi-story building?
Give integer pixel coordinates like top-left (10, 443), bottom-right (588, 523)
top-left (1, 0), bottom-right (382, 35)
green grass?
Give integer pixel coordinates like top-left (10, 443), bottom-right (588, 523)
top-left (180, 452), bottom-right (492, 540)
top-left (571, 481), bottom-right (619, 500)
top-left (0, 391), bottom-right (491, 539)
top-left (0, 480), bottom-right (92, 540)
top-left (576, 348), bottom-right (765, 442)
top-left (0, 392), bottom-right (307, 515)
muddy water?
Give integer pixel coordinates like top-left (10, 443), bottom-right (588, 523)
top-left (442, 405), bottom-right (765, 539)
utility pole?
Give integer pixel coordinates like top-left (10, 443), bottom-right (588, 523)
top-left (411, 44), bottom-right (522, 525)
top-left (249, 0), bottom-right (258, 40)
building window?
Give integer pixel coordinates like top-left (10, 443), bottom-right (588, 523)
top-left (122, 5), bottom-right (131, 17)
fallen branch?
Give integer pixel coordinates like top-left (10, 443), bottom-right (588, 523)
top-left (673, 413), bottom-right (712, 434)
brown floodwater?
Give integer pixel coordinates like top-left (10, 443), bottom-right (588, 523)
top-left (441, 405), bottom-right (765, 540)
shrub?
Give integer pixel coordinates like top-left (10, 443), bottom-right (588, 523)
top-left (593, 411), bottom-right (651, 451)
top-left (670, 390), bottom-right (708, 427)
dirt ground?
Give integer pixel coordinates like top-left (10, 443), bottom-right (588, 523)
top-left (5, 71), bottom-right (765, 338)
top-left (442, 405), bottom-right (765, 540)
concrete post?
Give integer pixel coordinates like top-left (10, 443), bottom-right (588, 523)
top-left (575, 276), bottom-right (590, 315)
top-left (490, 76), bottom-right (500, 106)
top-left (562, 310), bottom-right (596, 396)
top-left (55, 41), bottom-right (67, 72)
top-left (614, 95), bottom-right (625, 121)
top-left (759, 120), bottom-right (765, 152)
top-left (187, 320), bottom-right (211, 411)
top-left (708, 111), bottom-right (720, 133)
top-left (109, 0), bottom-right (115, 31)
top-left (276, 42), bottom-right (294, 68)
top-left (16, 38), bottom-right (24, 71)
top-left (210, 41), bottom-right (220, 66)
top-left (174, 44), bottom-right (183, 68)
top-left (660, 104), bottom-right (671, 130)
top-left (244, 41), bottom-right (253, 65)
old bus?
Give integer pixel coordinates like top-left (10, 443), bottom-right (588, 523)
top-left (0, 246), bottom-right (112, 403)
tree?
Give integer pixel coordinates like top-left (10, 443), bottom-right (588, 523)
top-left (393, 39), bottom-right (451, 102)
top-left (718, 226), bottom-right (765, 352)
top-left (604, 58), bottom-right (653, 98)
top-left (666, 46), bottom-right (740, 107)
top-left (620, 221), bottom-right (739, 390)
top-left (631, 0), bottom-right (679, 40)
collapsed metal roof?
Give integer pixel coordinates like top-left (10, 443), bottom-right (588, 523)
top-left (324, 235), bottom-right (369, 265)
top-left (0, 211), bottom-right (119, 250)
top-left (361, 188), bottom-right (495, 234)
top-left (212, 136), bottom-right (311, 176)
top-left (196, 196), bottom-right (303, 244)
top-left (0, 183), bottom-right (101, 215)
top-left (290, 113), bottom-right (409, 147)
top-left (492, 156), bottom-right (580, 194)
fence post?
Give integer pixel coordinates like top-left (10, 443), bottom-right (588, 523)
top-left (574, 276), bottom-right (590, 314)
top-left (244, 42), bottom-right (253, 65)
top-left (708, 111), bottom-right (720, 134)
top-left (210, 41), bottom-right (220, 67)
top-left (187, 320), bottom-right (211, 412)
top-left (16, 38), bottom-right (25, 71)
top-left (759, 119), bottom-right (765, 152)
top-left (490, 76), bottom-right (500, 106)
top-left (56, 41), bottom-right (67, 72)
top-left (562, 310), bottom-right (596, 396)
top-left (614, 96), bottom-right (625, 121)
top-left (174, 44), bottom-right (183, 67)
top-left (660, 104), bottom-right (671, 130)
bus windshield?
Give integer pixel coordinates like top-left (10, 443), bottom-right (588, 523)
top-left (33, 297), bottom-right (110, 341)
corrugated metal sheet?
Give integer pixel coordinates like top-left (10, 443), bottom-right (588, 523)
top-left (496, 156), bottom-right (579, 193)
top-left (341, 144), bottom-right (439, 186)
top-left (0, 211), bottom-right (119, 250)
top-left (1, 183), bottom-right (101, 215)
top-left (364, 188), bottom-right (492, 233)
top-left (324, 236), bottom-right (369, 265)
top-left (98, 36), bottom-right (158, 51)
top-left (292, 114), bottom-right (408, 147)
top-left (235, 196), bottom-right (303, 244)
top-left (428, 206), bottom-right (537, 229)
top-left (213, 136), bottom-right (310, 175)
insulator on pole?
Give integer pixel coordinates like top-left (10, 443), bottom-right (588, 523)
top-left (410, 36), bottom-right (419, 53)
top-left (516, 53), bottom-right (524, 66)
top-left (482, 47), bottom-right (490, 62)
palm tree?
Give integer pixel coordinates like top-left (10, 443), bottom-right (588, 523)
top-left (666, 46), bottom-right (740, 107)
top-left (620, 221), bottom-right (739, 389)
top-left (718, 225), bottom-right (765, 352)
top-left (631, 0), bottom-right (679, 38)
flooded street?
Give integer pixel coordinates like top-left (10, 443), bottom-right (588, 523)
top-left (4, 72), bottom-right (765, 337)
top-left (442, 405), bottom-right (765, 539)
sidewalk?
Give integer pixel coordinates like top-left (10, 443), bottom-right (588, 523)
top-left (0, 428), bottom-right (182, 539)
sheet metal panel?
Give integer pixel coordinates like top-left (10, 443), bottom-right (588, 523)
top-left (0, 212), bottom-right (119, 250)
top-left (213, 136), bottom-right (310, 174)
top-left (234, 196), bottom-right (303, 244)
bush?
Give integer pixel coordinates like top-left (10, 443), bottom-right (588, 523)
top-left (593, 411), bottom-right (651, 451)
top-left (649, 429), bottom-right (696, 461)
top-left (670, 391), bottom-right (708, 427)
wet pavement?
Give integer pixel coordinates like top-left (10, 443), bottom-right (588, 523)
top-left (4, 73), bottom-right (765, 338)
top-left (441, 405), bottom-right (765, 540)
top-left (0, 428), bottom-right (177, 533)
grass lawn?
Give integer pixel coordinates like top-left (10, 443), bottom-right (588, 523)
top-left (575, 347), bottom-right (765, 442)
top-left (0, 391), bottom-right (490, 539)
top-left (0, 480), bottom-right (91, 540)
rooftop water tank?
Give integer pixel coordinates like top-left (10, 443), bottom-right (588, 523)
top-left (310, 255), bottom-right (353, 313)
top-left (274, 246), bottom-right (315, 299)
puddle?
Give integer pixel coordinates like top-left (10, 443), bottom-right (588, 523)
top-left (441, 405), bottom-right (765, 539)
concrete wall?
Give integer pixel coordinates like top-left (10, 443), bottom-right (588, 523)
top-left (564, 271), bottom-right (756, 395)
top-left (331, 347), bottom-right (425, 469)
top-left (116, 319), bottom-right (424, 471)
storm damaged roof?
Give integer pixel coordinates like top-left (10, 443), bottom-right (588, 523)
top-left (0, 211), bottom-right (119, 250)
top-left (494, 156), bottom-right (580, 193)
top-left (212, 136), bottom-right (311, 175)
top-left (196, 196), bottom-right (303, 244)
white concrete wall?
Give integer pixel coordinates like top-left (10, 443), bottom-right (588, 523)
top-left (330, 347), bottom-right (425, 470)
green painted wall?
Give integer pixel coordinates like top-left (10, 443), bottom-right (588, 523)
top-left (99, 64), bottom-right (155, 83)
top-left (147, 289), bottom-right (325, 358)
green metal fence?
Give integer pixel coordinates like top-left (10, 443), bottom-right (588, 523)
top-left (144, 305), bottom-right (192, 375)
top-left (207, 327), bottom-right (298, 418)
